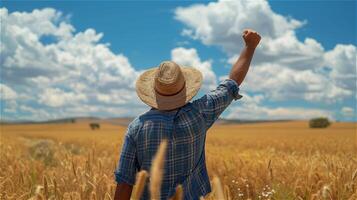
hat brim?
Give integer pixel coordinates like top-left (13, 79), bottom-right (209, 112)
top-left (135, 66), bottom-right (203, 110)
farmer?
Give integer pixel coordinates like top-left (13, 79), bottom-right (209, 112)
top-left (114, 29), bottom-right (261, 200)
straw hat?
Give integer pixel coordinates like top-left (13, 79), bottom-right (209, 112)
top-left (135, 61), bottom-right (203, 110)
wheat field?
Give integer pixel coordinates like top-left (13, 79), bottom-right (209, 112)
top-left (0, 121), bottom-right (356, 200)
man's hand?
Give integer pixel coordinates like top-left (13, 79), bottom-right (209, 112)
top-left (242, 29), bottom-right (261, 49)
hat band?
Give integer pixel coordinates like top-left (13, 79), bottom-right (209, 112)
top-left (155, 81), bottom-right (186, 96)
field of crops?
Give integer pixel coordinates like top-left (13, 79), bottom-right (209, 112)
top-left (0, 121), bottom-right (356, 200)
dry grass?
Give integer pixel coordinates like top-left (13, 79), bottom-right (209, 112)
top-left (0, 121), bottom-right (356, 199)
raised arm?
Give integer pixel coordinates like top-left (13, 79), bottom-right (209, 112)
top-left (192, 29), bottom-right (260, 129)
top-left (229, 29), bottom-right (261, 86)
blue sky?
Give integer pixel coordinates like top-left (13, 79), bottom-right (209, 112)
top-left (3, 1), bottom-right (224, 71)
top-left (1, 0), bottom-right (356, 121)
top-left (4, 1), bottom-right (355, 71)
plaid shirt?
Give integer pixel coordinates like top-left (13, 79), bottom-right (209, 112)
top-left (114, 79), bottom-right (242, 200)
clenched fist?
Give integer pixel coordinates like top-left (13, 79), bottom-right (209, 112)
top-left (242, 29), bottom-right (261, 49)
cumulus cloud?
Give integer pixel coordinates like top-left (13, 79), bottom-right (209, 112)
top-left (0, 7), bottom-right (222, 121)
top-left (226, 93), bottom-right (333, 120)
top-left (39, 88), bottom-right (87, 107)
top-left (175, 0), bottom-right (356, 104)
top-left (0, 83), bottom-right (17, 100)
top-left (175, 0), bottom-right (305, 51)
top-left (244, 63), bottom-right (352, 102)
top-left (171, 47), bottom-right (217, 92)
top-left (0, 7), bottom-right (146, 121)
top-left (324, 44), bottom-right (357, 92)
top-left (174, 0), bottom-right (325, 70)
top-left (1, 7), bottom-right (139, 87)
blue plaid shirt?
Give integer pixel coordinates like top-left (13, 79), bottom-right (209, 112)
top-left (114, 79), bottom-right (242, 199)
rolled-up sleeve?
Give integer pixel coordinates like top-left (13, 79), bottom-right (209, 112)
top-left (192, 79), bottom-right (243, 129)
top-left (114, 124), bottom-right (139, 185)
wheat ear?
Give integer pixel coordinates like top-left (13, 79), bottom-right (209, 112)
top-left (150, 140), bottom-right (168, 200)
top-left (131, 170), bottom-right (148, 200)
top-left (212, 176), bottom-right (225, 200)
top-left (169, 184), bottom-right (183, 200)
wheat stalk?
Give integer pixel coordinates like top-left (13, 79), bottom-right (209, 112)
top-left (352, 169), bottom-right (357, 181)
top-left (90, 191), bottom-right (97, 200)
top-left (150, 140), bottom-right (168, 200)
top-left (322, 185), bottom-right (332, 200)
top-left (212, 176), bottom-right (225, 200)
top-left (224, 185), bottom-right (231, 200)
top-left (131, 170), bottom-right (149, 200)
top-left (169, 184), bottom-right (183, 200)
top-left (43, 175), bottom-right (48, 199)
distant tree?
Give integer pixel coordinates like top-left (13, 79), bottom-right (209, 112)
top-left (309, 117), bottom-right (331, 128)
top-left (89, 123), bottom-right (100, 130)
top-left (71, 119), bottom-right (76, 123)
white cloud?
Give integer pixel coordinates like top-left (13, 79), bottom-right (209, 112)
top-left (174, 0), bottom-right (325, 70)
top-left (252, 33), bottom-right (325, 70)
top-left (244, 63), bottom-right (352, 102)
top-left (1, 7), bottom-right (139, 87)
top-left (1, 7), bottom-right (144, 120)
top-left (226, 93), bottom-right (333, 120)
top-left (1, 3), bottom-right (355, 122)
top-left (19, 105), bottom-right (37, 113)
top-left (341, 107), bottom-right (354, 118)
top-left (175, 0), bottom-right (356, 104)
top-left (175, 0), bottom-right (305, 52)
top-left (171, 47), bottom-right (217, 92)
top-left (0, 83), bottom-right (17, 100)
top-left (324, 44), bottom-right (356, 91)
top-left (39, 87), bottom-right (87, 107)
top-left (2, 100), bottom-right (17, 114)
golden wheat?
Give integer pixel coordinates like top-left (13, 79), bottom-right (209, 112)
top-left (0, 121), bottom-right (356, 199)
top-left (149, 140), bottom-right (168, 200)
top-left (170, 185), bottom-right (183, 200)
top-left (132, 170), bottom-right (148, 200)
top-left (212, 176), bottom-right (225, 200)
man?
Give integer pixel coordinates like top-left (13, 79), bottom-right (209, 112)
top-left (114, 29), bottom-right (261, 200)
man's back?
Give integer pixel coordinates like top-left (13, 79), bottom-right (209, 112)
top-left (115, 79), bottom-right (242, 200)
top-left (114, 29), bottom-right (260, 200)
